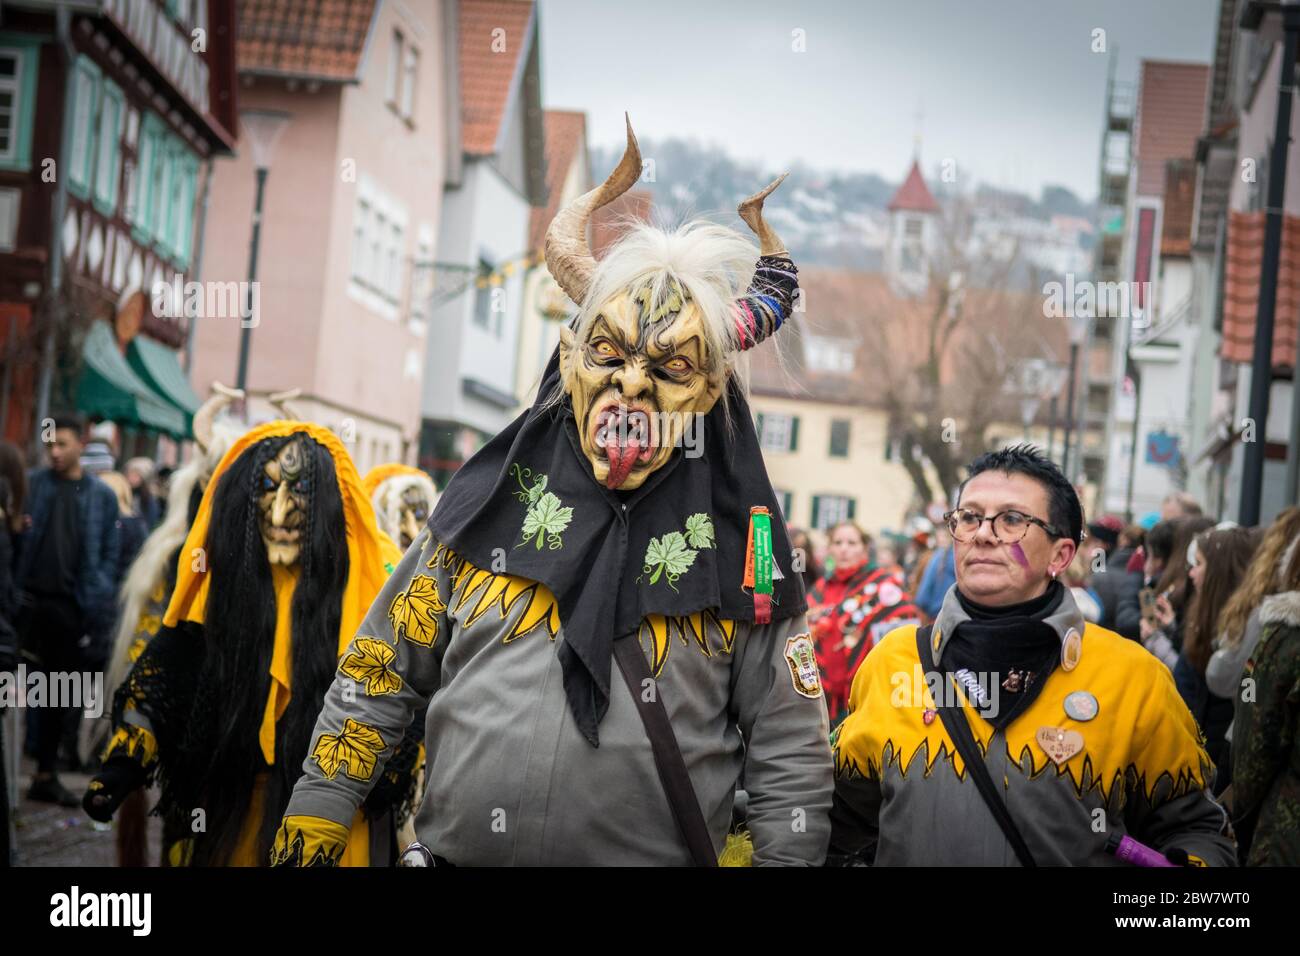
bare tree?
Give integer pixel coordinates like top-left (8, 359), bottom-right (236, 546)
top-left (863, 195), bottom-right (1059, 505)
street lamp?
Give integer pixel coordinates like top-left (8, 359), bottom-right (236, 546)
top-left (234, 109), bottom-right (293, 413)
top-left (1061, 312), bottom-right (1090, 480)
top-left (1240, 2), bottom-right (1300, 523)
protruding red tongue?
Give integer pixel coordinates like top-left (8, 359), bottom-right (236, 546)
top-left (605, 437), bottom-right (641, 489)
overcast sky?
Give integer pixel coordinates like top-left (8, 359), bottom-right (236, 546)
top-left (538, 0), bottom-right (1219, 200)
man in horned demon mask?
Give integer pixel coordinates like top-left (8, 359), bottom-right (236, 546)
top-left (274, 118), bottom-right (832, 867)
top-left (83, 422), bottom-right (414, 866)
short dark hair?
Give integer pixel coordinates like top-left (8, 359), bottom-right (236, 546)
top-left (958, 444), bottom-right (1083, 543)
top-left (51, 411), bottom-right (86, 436)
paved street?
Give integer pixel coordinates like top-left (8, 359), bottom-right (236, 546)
top-left (11, 757), bottom-right (162, 867)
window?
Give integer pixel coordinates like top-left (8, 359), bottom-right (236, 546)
top-left (386, 30), bottom-right (403, 106)
top-left (773, 489), bottom-right (793, 521)
top-left (173, 153), bottom-right (199, 266)
top-left (756, 412), bottom-right (798, 452)
top-left (149, 134), bottom-right (173, 243)
top-left (409, 223), bottom-right (434, 331)
top-left (0, 40), bottom-right (39, 170)
top-left (93, 79), bottom-right (124, 214)
top-left (388, 220), bottom-right (402, 299)
top-left (371, 209), bottom-right (386, 288)
top-left (829, 419), bottom-right (850, 458)
top-left (130, 113), bottom-right (161, 234)
top-left (400, 46), bottom-right (419, 121)
top-left (67, 57), bottom-right (101, 197)
top-left (811, 494), bottom-right (855, 531)
top-left (352, 200), bottom-right (370, 279)
top-left (805, 335), bottom-right (855, 373)
top-left (0, 186), bottom-right (19, 252)
top-left (349, 177), bottom-right (408, 311)
top-left (473, 257), bottom-right (495, 330)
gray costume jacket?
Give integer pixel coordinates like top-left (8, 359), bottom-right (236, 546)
top-left (278, 530), bottom-right (834, 865)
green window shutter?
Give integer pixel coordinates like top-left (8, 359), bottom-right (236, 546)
top-left (66, 56), bottom-right (101, 198)
top-left (848, 498), bottom-right (857, 520)
top-left (92, 79), bottom-right (124, 214)
top-left (153, 135), bottom-right (178, 255)
top-left (755, 412), bottom-right (765, 443)
top-left (133, 113), bottom-right (160, 239)
top-left (0, 36), bottom-right (42, 172)
top-left (176, 155), bottom-right (198, 268)
top-left (789, 416), bottom-right (799, 452)
top-left (830, 418), bottom-right (850, 458)
top-left (811, 494), bottom-right (821, 530)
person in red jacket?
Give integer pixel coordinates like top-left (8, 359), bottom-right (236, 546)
top-left (808, 522), bottom-right (922, 727)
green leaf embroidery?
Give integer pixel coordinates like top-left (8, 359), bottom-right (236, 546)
top-left (684, 512), bottom-right (715, 549)
top-left (639, 512), bottom-right (716, 591)
top-left (510, 463), bottom-right (547, 504)
top-left (519, 490), bottom-right (573, 551)
top-left (642, 532), bottom-right (698, 591)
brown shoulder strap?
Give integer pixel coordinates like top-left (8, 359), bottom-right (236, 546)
top-left (613, 635), bottom-right (718, 867)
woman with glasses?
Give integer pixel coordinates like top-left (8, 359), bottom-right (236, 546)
top-left (828, 445), bottom-right (1235, 866)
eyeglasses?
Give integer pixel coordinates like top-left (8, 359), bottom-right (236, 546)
top-left (943, 508), bottom-right (1063, 544)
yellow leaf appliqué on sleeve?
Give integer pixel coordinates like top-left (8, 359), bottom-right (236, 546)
top-left (312, 718), bottom-right (387, 782)
top-left (388, 573), bottom-right (446, 647)
top-left (339, 637), bottom-right (404, 696)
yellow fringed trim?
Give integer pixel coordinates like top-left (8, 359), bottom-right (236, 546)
top-left (718, 832), bottom-right (754, 867)
top-left (101, 723), bottom-right (159, 769)
top-left (270, 815), bottom-right (351, 867)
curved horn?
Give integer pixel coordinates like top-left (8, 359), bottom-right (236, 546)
top-left (268, 387), bottom-right (302, 420)
top-left (738, 173), bottom-right (789, 257)
top-left (192, 382), bottom-right (243, 453)
top-left (544, 113), bottom-right (642, 304)
top-left (730, 174), bottom-right (798, 352)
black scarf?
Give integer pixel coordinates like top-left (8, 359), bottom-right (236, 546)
top-left (940, 582), bottom-right (1065, 730)
top-left (428, 351), bottom-right (804, 745)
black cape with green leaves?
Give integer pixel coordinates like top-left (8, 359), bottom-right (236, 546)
top-left (427, 351), bottom-right (804, 745)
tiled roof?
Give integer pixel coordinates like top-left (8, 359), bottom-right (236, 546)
top-left (591, 190), bottom-right (653, 259)
top-left (887, 160), bottom-right (940, 213)
top-left (460, 0), bottom-right (535, 156)
top-left (1161, 158), bottom-right (1196, 257)
top-left (749, 269), bottom-right (1061, 416)
top-left (1221, 210), bottom-right (1300, 368)
top-left (237, 0), bottom-right (378, 80)
top-left (529, 110), bottom-right (588, 254)
top-left (1133, 60), bottom-right (1210, 198)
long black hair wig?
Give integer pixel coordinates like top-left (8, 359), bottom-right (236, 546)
top-left (177, 432), bottom-right (349, 866)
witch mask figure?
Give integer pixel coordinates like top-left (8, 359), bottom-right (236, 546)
top-left (85, 423), bottom-right (409, 867)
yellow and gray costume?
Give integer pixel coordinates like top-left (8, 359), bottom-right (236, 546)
top-left (829, 586), bottom-right (1236, 866)
top-left (273, 530), bottom-right (832, 866)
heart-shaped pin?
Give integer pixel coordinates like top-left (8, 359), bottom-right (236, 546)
top-left (1036, 726), bottom-right (1084, 766)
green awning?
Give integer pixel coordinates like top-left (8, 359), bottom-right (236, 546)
top-left (127, 334), bottom-right (200, 435)
top-left (76, 322), bottom-right (188, 438)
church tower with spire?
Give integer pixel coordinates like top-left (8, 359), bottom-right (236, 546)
top-left (884, 157), bottom-right (941, 297)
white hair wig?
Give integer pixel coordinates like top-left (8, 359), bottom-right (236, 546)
top-left (105, 416), bottom-right (245, 702)
top-left (371, 470), bottom-right (439, 544)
